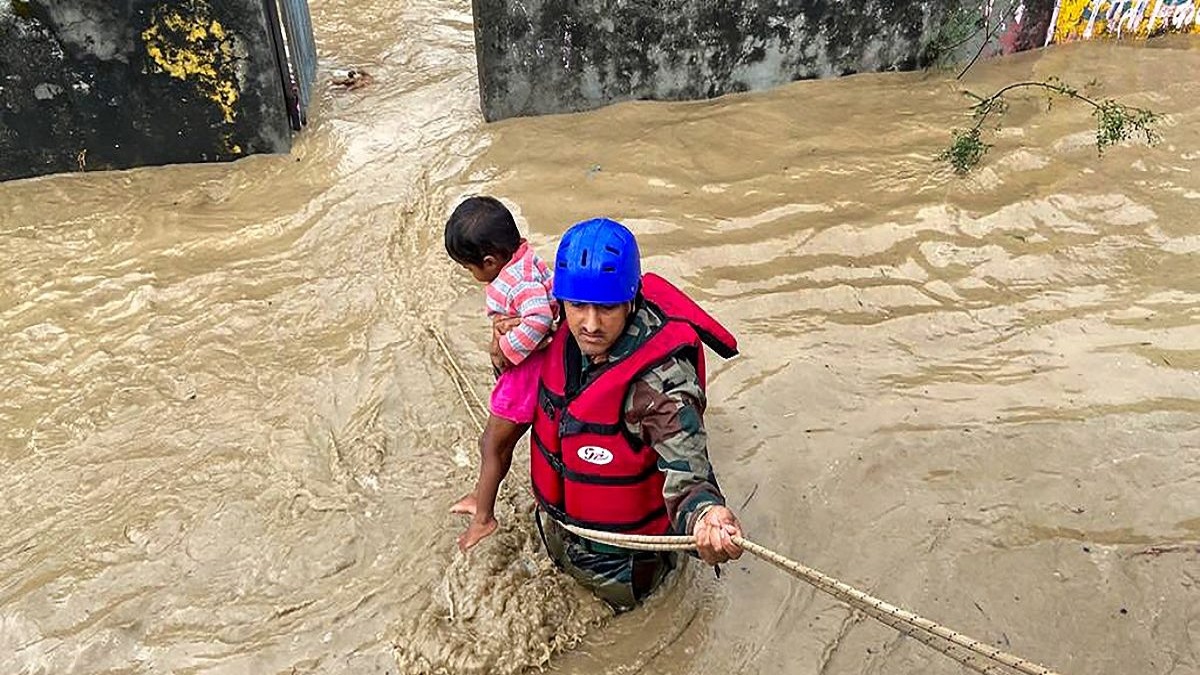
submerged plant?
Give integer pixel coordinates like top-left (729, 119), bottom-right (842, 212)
top-left (937, 128), bottom-right (991, 175)
top-left (938, 77), bottom-right (1162, 175)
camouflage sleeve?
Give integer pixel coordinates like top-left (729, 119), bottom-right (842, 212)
top-left (624, 355), bottom-right (726, 535)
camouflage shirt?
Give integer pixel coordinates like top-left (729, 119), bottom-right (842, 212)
top-left (577, 299), bottom-right (727, 534)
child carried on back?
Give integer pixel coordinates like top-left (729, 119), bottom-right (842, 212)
top-left (443, 196), bottom-right (556, 551)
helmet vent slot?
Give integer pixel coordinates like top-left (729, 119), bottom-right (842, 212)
top-left (580, 250), bottom-right (588, 266)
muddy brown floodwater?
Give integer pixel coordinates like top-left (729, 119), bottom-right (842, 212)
top-left (1, 1), bottom-right (1197, 673)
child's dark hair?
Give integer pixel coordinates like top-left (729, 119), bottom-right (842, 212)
top-left (444, 196), bottom-right (522, 266)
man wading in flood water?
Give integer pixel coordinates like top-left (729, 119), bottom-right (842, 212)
top-left (521, 217), bottom-right (746, 611)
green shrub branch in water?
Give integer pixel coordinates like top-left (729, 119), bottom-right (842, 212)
top-left (938, 77), bottom-right (1163, 175)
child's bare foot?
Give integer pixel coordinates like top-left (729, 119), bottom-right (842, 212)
top-left (457, 517), bottom-right (498, 552)
top-left (450, 493), bottom-right (478, 515)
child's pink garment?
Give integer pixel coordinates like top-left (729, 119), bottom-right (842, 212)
top-left (485, 240), bottom-right (556, 424)
top-left (490, 349), bottom-right (547, 423)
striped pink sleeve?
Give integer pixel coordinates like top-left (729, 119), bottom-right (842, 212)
top-left (499, 279), bottom-right (554, 365)
top-left (485, 283), bottom-right (508, 317)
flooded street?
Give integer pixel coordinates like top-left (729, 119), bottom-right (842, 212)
top-left (1, 0), bottom-right (1197, 673)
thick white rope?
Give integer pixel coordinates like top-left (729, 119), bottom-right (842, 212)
top-left (429, 328), bottom-right (1064, 675)
top-left (560, 524), bottom-right (1061, 675)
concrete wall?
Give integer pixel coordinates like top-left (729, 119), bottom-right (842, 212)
top-left (471, 0), bottom-right (1057, 121)
top-left (0, 0), bottom-right (291, 182)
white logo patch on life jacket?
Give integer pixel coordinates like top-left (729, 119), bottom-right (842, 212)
top-left (577, 446), bottom-right (614, 465)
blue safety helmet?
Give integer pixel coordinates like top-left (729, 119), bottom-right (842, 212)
top-left (554, 218), bottom-right (641, 304)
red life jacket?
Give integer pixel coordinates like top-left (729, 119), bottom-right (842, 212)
top-left (530, 273), bottom-right (738, 535)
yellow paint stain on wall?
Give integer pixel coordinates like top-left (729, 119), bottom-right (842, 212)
top-left (1053, 0), bottom-right (1097, 41)
top-left (142, 1), bottom-right (240, 124)
top-left (1053, 0), bottom-right (1200, 43)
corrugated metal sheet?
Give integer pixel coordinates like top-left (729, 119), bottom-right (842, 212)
top-left (262, 0), bottom-right (317, 129)
top-left (278, 0), bottom-right (317, 119)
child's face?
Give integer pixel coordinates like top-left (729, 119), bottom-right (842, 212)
top-left (461, 256), bottom-right (502, 283)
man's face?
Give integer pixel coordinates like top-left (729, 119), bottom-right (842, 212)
top-left (563, 301), bottom-right (632, 358)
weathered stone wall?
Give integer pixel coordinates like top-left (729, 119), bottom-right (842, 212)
top-left (471, 0), bottom-right (1057, 121)
top-left (0, 0), bottom-right (291, 182)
